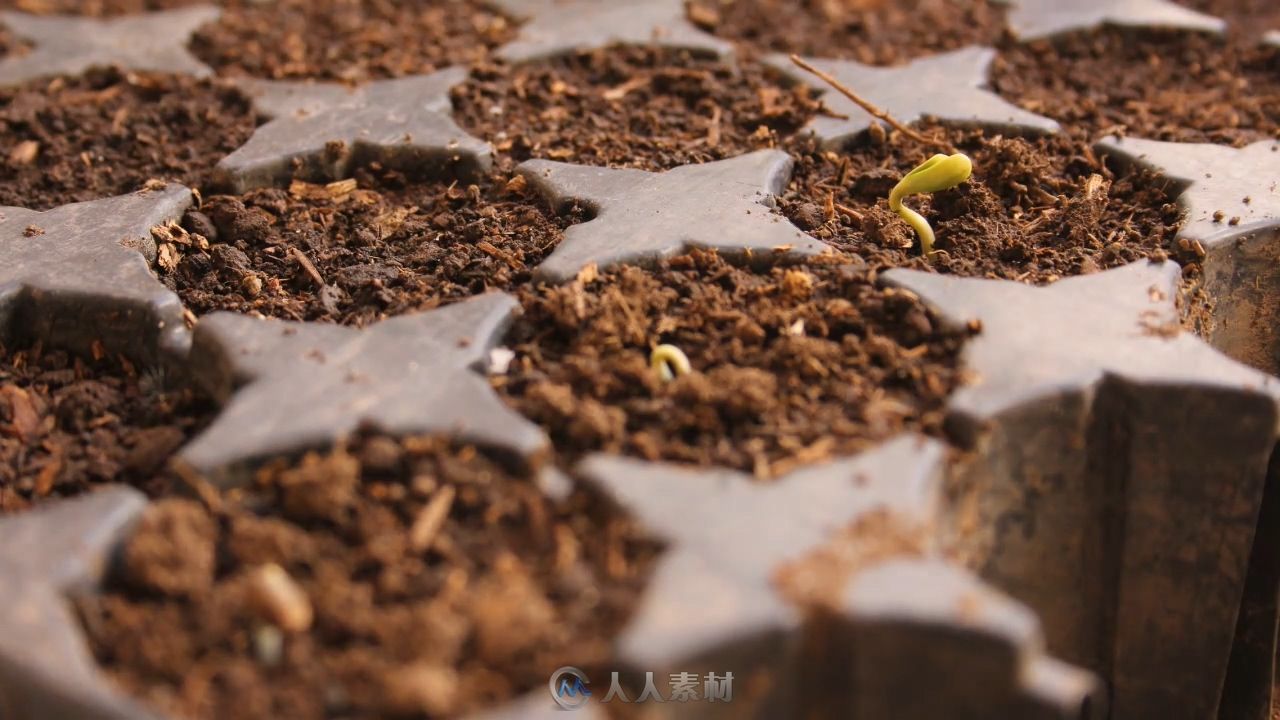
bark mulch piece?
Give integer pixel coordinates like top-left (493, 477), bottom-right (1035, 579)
top-left (494, 250), bottom-right (968, 478)
top-left (453, 46), bottom-right (822, 173)
top-left (189, 0), bottom-right (515, 82)
top-left (0, 0), bottom-right (203, 15)
top-left (991, 27), bottom-right (1280, 147)
top-left (0, 341), bottom-right (215, 514)
top-left (0, 68), bottom-right (255, 210)
top-left (77, 434), bottom-right (658, 720)
top-left (162, 166), bottom-right (571, 326)
top-left (685, 0), bottom-right (1006, 64)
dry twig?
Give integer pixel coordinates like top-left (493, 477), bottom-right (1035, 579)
top-left (789, 54), bottom-right (955, 153)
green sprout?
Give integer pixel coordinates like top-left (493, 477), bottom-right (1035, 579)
top-left (889, 153), bottom-right (973, 257)
top-left (650, 344), bottom-right (691, 382)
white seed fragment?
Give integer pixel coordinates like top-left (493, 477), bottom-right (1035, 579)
top-left (247, 563), bottom-right (313, 633)
top-left (487, 347), bottom-right (516, 375)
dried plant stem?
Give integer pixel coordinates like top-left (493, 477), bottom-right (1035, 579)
top-left (789, 54), bottom-right (955, 153)
top-left (290, 246), bottom-right (327, 287)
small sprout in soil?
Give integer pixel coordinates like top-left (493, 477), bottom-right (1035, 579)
top-left (890, 153), bottom-right (973, 257)
top-left (246, 563), bottom-right (313, 633)
top-left (650, 344), bottom-right (692, 382)
top-left (253, 624), bottom-right (285, 667)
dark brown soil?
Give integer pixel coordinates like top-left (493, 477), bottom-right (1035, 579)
top-left (189, 0), bottom-right (515, 82)
top-left (686, 0), bottom-right (1006, 64)
top-left (452, 46), bottom-right (821, 173)
top-left (0, 0), bottom-right (204, 15)
top-left (161, 166), bottom-right (571, 326)
top-left (0, 341), bottom-right (215, 514)
top-left (991, 27), bottom-right (1280, 146)
top-left (1182, 0), bottom-right (1280, 42)
top-left (77, 434), bottom-right (658, 720)
top-left (0, 68), bottom-right (255, 210)
top-left (780, 128), bottom-right (1185, 283)
top-left (494, 251), bottom-right (968, 478)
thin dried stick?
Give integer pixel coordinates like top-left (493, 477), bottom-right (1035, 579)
top-left (789, 54), bottom-right (955, 152)
top-left (290, 246), bottom-right (327, 287)
top-left (834, 201), bottom-right (865, 221)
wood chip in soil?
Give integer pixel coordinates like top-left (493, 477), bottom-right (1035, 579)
top-left (189, 0), bottom-right (515, 82)
top-left (77, 433), bottom-right (659, 720)
top-left (685, 0), bottom-right (1006, 64)
top-left (0, 68), bottom-right (255, 210)
top-left (494, 250), bottom-right (969, 479)
top-left (452, 46), bottom-right (823, 172)
top-left (991, 27), bottom-right (1280, 146)
top-left (162, 166), bottom-right (572, 325)
top-left (0, 341), bottom-right (216, 514)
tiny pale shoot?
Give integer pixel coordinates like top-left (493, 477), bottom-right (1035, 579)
top-left (889, 153), bottom-right (973, 257)
top-left (650, 344), bottom-right (692, 382)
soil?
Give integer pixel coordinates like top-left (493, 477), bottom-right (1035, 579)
top-left (452, 46), bottom-right (821, 173)
top-left (1181, 0), bottom-right (1280, 42)
top-left (0, 341), bottom-right (215, 514)
top-left (781, 128), bottom-right (1186, 283)
top-left (494, 250), bottom-right (969, 478)
top-left (0, 68), bottom-right (255, 210)
top-left (686, 0), bottom-right (1006, 65)
top-left (189, 0), bottom-right (515, 83)
top-left (990, 27), bottom-right (1280, 147)
top-left (161, 166), bottom-right (572, 326)
top-left (0, 0), bottom-right (203, 15)
top-left (77, 433), bottom-right (658, 720)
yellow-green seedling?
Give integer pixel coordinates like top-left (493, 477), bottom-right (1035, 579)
top-left (650, 344), bottom-right (691, 382)
top-left (889, 153), bottom-right (973, 257)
